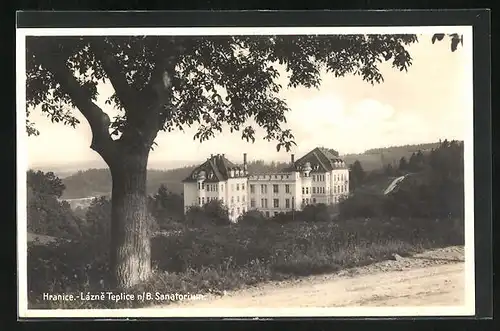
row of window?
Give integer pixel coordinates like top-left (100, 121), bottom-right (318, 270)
top-left (333, 173), bottom-right (347, 182)
top-left (198, 195), bottom-right (247, 206)
top-left (198, 196), bottom-right (221, 205)
top-left (312, 174), bottom-right (326, 181)
top-left (310, 173), bottom-right (347, 182)
top-left (199, 182), bottom-right (224, 191)
top-left (250, 184), bottom-right (291, 194)
top-left (250, 197), bottom-right (296, 209)
top-left (231, 183), bottom-right (245, 191)
top-left (198, 182), bottom-right (248, 192)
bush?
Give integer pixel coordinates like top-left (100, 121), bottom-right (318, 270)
top-left (148, 185), bottom-right (185, 229)
top-left (237, 209), bottom-right (267, 226)
top-left (338, 192), bottom-right (386, 219)
top-left (185, 199), bottom-right (231, 227)
top-left (297, 203), bottom-right (334, 222)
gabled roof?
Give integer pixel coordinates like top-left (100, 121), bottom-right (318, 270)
top-left (183, 154), bottom-right (243, 183)
top-left (282, 147), bottom-right (347, 172)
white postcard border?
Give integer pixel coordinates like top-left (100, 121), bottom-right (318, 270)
top-left (16, 25), bottom-right (475, 318)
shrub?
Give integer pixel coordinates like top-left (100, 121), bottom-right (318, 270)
top-left (338, 192), bottom-right (386, 219)
top-left (237, 209), bottom-right (267, 226)
top-left (148, 184), bottom-right (185, 229)
top-left (185, 199), bottom-right (231, 227)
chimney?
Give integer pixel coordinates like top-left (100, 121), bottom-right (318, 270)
top-left (243, 153), bottom-right (247, 166)
top-left (291, 154), bottom-right (295, 163)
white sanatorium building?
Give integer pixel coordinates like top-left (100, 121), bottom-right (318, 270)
top-left (182, 147), bottom-right (350, 222)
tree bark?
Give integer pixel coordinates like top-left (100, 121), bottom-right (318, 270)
top-left (109, 148), bottom-right (152, 289)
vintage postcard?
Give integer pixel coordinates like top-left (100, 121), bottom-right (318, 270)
top-left (17, 18), bottom-right (477, 318)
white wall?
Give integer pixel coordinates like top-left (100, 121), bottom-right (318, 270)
top-left (226, 177), bottom-right (248, 221)
top-left (248, 172), bottom-right (298, 217)
top-left (183, 182), bottom-right (198, 212)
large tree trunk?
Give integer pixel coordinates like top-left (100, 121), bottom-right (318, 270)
top-left (109, 149), bottom-right (152, 289)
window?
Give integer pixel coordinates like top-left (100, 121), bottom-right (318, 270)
top-left (302, 187), bottom-right (305, 194)
top-left (221, 184), bottom-right (224, 191)
top-left (206, 185), bottom-right (210, 192)
top-left (274, 212), bottom-right (278, 216)
top-left (344, 185), bottom-right (347, 192)
top-left (242, 195), bottom-right (246, 203)
top-left (261, 184), bottom-right (267, 194)
top-left (306, 187), bottom-right (309, 194)
top-left (312, 187), bottom-right (316, 194)
top-left (285, 198), bottom-right (290, 208)
top-left (334, 186), bottom-right (337, 193)
top-left (198, 197), bottom-right (201, 205)
top-left (306, 198), bottom-right (309, 204)
top-left (250, 184), bottom-right (255, 193)
top-left (273, 198), bottom-right (279, 208)
top-left (250, 199), bottom-right (256, 208)
top-left (198, 182), bottom-right (201, 190)
top-left (231, 196), bottom-right (234, 203)
top-left (202, 197), bottom-right (205, 204)
top-left (201, 182), bottom-right (205, 189)
top-left (312, 175), bottom-right (316, 181)
top-left (242, 183), bottom-right (245, 190)
top-left (265, 211), bottom-right (270, 217)
top-left (237, 196), bottom-right (240, 202)
top-left (302, 198), bottom-right (305, 205)
top-left (236, 184), bottom-right (240, 191)
top-left (273, 184), bottom-right (279, 193)
top-left (285, 184), bottom-right (290, 193)
top-left (313, 198), bottom-right (316, 203)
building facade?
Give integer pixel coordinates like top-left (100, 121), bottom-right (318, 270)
top-left (183, 147), bottom-right (349, 222)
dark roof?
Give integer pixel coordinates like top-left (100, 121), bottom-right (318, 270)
top-left (183, 154), bottom-right (243, 182)
top-left (282, 147), bottom-right (347, 172)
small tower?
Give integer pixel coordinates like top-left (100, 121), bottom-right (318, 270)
top-left (302, 162), bottom-right (312, 177)
top-left (197, 170), bottom-right (206, 184)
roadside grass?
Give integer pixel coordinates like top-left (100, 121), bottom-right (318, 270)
top-left (27, 217), bottom-right (463, 309)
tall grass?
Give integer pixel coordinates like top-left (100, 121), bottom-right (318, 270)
top-left (27, 216), bottom-right (463, 309)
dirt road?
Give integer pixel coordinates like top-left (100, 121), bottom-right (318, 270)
top-left (167, 246), bottom-right (465, 308)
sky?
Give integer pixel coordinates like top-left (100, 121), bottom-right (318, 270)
top-left (25, 33), bottom-right (472, 170)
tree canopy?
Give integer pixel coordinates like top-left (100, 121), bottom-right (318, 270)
top-left (26, 34), bottom-right (420, 154)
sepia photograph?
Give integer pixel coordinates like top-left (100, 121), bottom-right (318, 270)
top-left (17, 22), bottom-right (476, 318)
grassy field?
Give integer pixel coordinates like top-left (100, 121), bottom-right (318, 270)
top-left (27, 216), bottom-right (463, 309)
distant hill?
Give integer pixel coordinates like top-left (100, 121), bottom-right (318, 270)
top-left (52, 141), bottom-right (451, 199)
top-left (342, 142), bottom-right (442, 171)
top-left (60, 166), bottom-right (196, 199)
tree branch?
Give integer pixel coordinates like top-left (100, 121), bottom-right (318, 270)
top-left (35, 49), bottom-right (118, 166)
top-left (89, 38), bottom-right (138, 112)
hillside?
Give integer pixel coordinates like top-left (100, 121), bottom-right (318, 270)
top-left (54, 142), bottom-right (449, 199)
top-left (342, 142), bottom-right (442, 171)
top-left (60, 167), bottom-right (196, 199)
